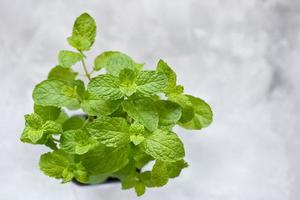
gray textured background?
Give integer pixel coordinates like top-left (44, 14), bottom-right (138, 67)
top-left (1, 0), bottom-right (300, 199)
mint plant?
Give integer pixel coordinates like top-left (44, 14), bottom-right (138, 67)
top-left (21, 13), bottom-right (213, 196)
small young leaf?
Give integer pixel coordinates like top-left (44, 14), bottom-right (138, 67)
top-left (156, 59), bottom-right (176, 93)
top-left (119, 68), bottom-right (137, 96)
top-left (24, 113), bottom-right (43, 129)
top-left (122, 97), bottom-right (159, 132)
top-left (48, 65), bottom-right (78, 81)
top-left (141, 129), bottom-right (185, 162)
top-left (87, 74), bottom-right (123, 100)
top-left (58, 50), bottom-right (83, 68)
top-left (42, 121), bottom-right (62, 134)
top-left (129, 123), bottom-right (145, 145)
top-left (136, 71), bottom-right (168, 96)
top-left (21, 126), bottom-right (44, 143)
top-left (166, 159), bottom-right (188, 178)
top-left (134, 181), bottom-right (146, 196)
top-left (67, 13), bottom-right (96, 51)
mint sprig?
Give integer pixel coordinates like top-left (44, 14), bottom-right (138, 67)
top-left (21, 12), bottom-right (213, 197)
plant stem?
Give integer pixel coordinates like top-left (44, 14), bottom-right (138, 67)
top-left (79, 51), bottom-right (91, 80)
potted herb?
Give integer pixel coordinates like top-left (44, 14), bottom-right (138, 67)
top-left (21, 13), bottom-right (213, 196)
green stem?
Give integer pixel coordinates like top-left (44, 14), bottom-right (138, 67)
top-left (79, 51), bottom-right (91, 80)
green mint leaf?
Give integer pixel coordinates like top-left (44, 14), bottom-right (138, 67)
top-left (119, 68), bottom-right (137, 96)
top-left (67, 13), bottom-right (96, 51)
top-left (21, 126), bottom-right (44, 143)
top-left (156, 59), bottom-right (177, 93)
top-left (60, 129), bottom-right (97, 155)
top-left (132, 146), bottom-right (154, 169)
top-left (122, 97), bottom-right (159, 132)
top-left (22, 113), bottom-right (62, 143)
top-left (136, 71), bottom-right (167, 96)
top-left (129, 123), bottom-right (145, 145)
top-left (81, 92), bottom-right (121, 116)
top-left (55, 110), bottom-right (69, 125)
top-left (151, 160), bottom-right (169, 187)
top-left (168, 94), bottom-right (194, 123)
top-left (138, 171), bottom-right (153, 187)
top-left (39, 150), bottom-right (88, 183)
top-left (141, 129), bottom-right (185, 162)
top-left (156, 100), bottom-right (182, 126)
top-left (24, 113), bottom-right (43, 129)
top-left (34, 104), bottom-right (61, 121)
top-left (86, 117), bottom-right (130, 147)
top-left (166, 159), bottom-right (188, 178)
top-left (58, 50), bottom-right (83, 68)
top-left (178, 95), bottom-right (213, 130)
top-left (39, 150), bottom-right (73, 179)
top-left (130, 134), bottom-right (145, 146)
top-left (62, 116), bottom-right (85, 131)
top-left (42, 121), bottom-right (62, 134)
top-left (70, 79), bottom-right (85, 100)
top-left (93, 51), bottom-right (136, 75)
top-left (82, 144), bottom-right (130, 174)
top-left (48, 65), bottom-right (78, 81)
top-left (134, 181), bottom-right (146, 196)
top-left (87, 74), bottom-right (123, 100)
top-left (114, 160), bottom-right (137, 180)
top-left (32, 79), bottom-right (81, 109)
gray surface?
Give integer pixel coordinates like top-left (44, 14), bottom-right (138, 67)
top-left (1, 0), bottom-right (300, 199)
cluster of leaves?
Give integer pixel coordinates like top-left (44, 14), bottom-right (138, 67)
top-left (21, 13), bottom-right (213, 196)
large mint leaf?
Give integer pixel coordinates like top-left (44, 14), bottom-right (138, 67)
top-left (87, 74), bottom-right (123, 100)
top-left (136, 71), bottom-right (167, 96)
top-left (32, 79), bottom-right (81, 108)
top-left (81, 92), bottom-right (121, 116)
top-left (86, 117), bottom-right (130, 147)
top-left (166, 159), bottom-right (188, 178)
top-left (82, 144), bottom-right (130, 174)
top-left (141, 129), bottom-right (185, 162)
top-left (34, 104), bottom-right (61, 121)
top-left (93, 51), bottom-right (136, 75)
top-left (122, 97), bottom-right (158, 132)
top-left (48, 65), bottom-right (78, 81)
top-left (62, 116), bottom-right (85, 131)
top-left (179, 95), bottom-right (213, 130)
top-left (155, 100), bottom-right (182, 126)
top-left (168, 94), bottom-right (194, 123)
top-left (21, 126), bottom-right (44, 143)
top-left (67, 13), bottom-right (96, 51)
top-left (39, 150), bottom-right (88, 183)
top-left (58, 50), bottom-right (83, 68)
top-left (151, 160), bottom-right (169, 187)
top-left (60, 129), bottom-right (97, 155)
